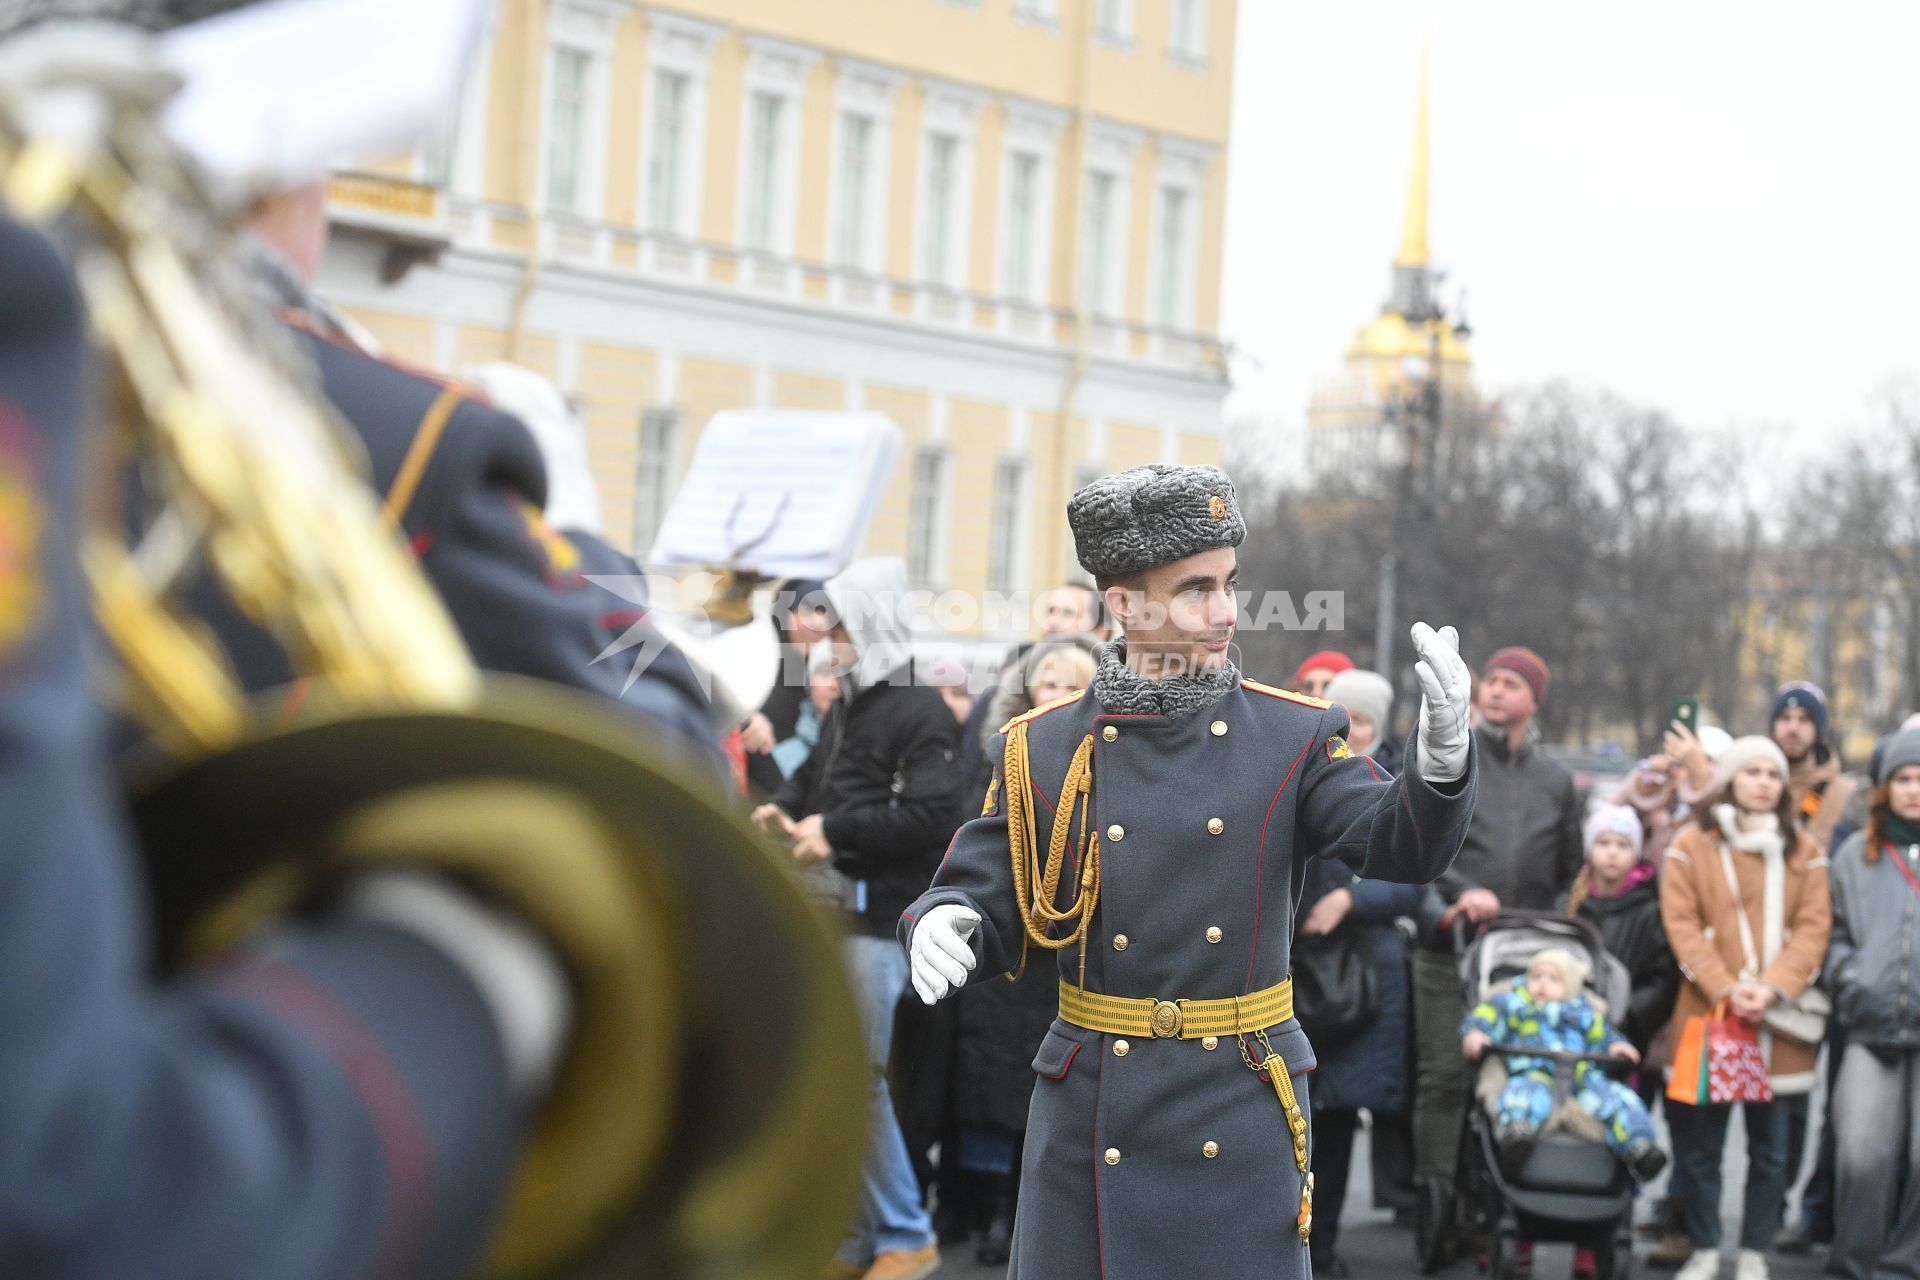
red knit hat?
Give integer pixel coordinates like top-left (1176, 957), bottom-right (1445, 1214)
top-left (1292, 650), bottom-right (1354, 689)
top-left (1484, 646), bottom-right (1550, 707)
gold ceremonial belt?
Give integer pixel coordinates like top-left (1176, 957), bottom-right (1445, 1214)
top-left (1058, 977), bottom-right (1294, 1040)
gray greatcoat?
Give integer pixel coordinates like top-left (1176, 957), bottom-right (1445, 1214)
top-left (902, 678), bottom-right (1475, 1279)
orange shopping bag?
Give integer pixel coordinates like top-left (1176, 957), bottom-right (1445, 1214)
top-left (1667, 1001), bottom-right (1772, 1105)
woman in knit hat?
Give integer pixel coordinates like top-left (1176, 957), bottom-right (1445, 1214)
top-left (1822, 728), bottom-right (1920, 1280)
top-left (1291, 648), bottom-right (1354, 699)
top-left (1658, 737), bottom-right (1833, 1280)
top-left (1323, 667), bottom-right (1398, 775)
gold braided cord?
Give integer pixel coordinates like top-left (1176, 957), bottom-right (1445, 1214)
top-left (1004, 724), bottom-right (1101, 988)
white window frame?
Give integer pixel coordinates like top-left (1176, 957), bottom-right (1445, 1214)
top-left (1148, 136), bottom-right (1213, 330)
top-left (633, 406), bottom-right (683, 557)
top-left (987, 455), bottom-right (1031, 597)
top-left (999, 98), bottom-right (1067, 304)
top-left (736, 35), bottom-right (819, 257)
top-left (539, 0), bottom-right (623, 219)
top-left (826, 57), bottom-right (903, 274)
top-left (907, 446), bottom-right (952, 587)
top-left (420, 17), bottom-right (494, 193)
top-left (1014, 0), bottom-right (1059, 27)
top-left (915, 78), bottom-right (985, 289)
top-left (1167, 0), bottom-right (1210, 66)
top-left (1094, 0), bottom-right (1134, 48)
top-left (1078, 119), bottom-right (1141, 319)
top-left (638, 10), bottom-right (720, 236)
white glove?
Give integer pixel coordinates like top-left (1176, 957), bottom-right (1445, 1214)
top-left (343, 871), bottom-right (572, 1099)
top-left (909, 904), bottom-right (980, 1005)
top-left (1412, 621), bottom-right (1472, 785)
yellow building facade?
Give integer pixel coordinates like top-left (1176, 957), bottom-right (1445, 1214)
top-left (321, 0), bottom-right (1238, 638)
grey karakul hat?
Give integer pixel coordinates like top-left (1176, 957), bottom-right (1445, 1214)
top-left (1067, 464), bottom-right (1246, 577)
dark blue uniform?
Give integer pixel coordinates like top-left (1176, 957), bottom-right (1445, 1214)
top-left (0, 217), bottom-right (523, 1278)
top-left (204, 305), bottom-right (723, 777)
top-left (902, 684), bottom-right (1474, 1280)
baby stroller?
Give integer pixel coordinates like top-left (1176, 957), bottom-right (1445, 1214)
top-left (1414, 912), bottom-right (1639, 1280)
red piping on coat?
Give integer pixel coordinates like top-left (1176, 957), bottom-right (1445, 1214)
top-left (226, 962), bottom-right (435, 1279)
top-left (1247, 740), bottom-right (1316, 991)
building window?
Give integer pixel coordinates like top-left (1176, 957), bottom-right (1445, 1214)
top-left (988, 458), bottom-right (1028, 595)
top-left (1002, 150), bottom-right (1043, 301)
top-left (1079, 169), bottom-right (1118, 316)
top-left (645, 69), bottom-right (691, 231)
top-left (1152, 184), bottom-right (1192, 326)
top-left (1015, 0), bottom-right (1058, 22)
top-left (1169, 0), bottom-right (1208, 60)
top-left (546, 47), bottom-right (592, 213)
top-left (743, 91), bottom-right (786, 251)
top-left (1095, 0), bottom-right (1132, 43)
top-left (921, 133), bottom-right (961, 285)
top-left (633, 408), bottom-right (681, 554)
top-left (833, 112), bottom-right (877, 268)
top-left (908, 447), bottom-right (949, 585)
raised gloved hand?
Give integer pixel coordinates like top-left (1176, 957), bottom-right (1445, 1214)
top-left (1412, 621), bottom-right (1472, 785)
top-left (909, 904), bottom-right (979, 1005)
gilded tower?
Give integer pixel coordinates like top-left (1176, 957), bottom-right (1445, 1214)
top-left (1305, 43), bottom-right (1475, 479)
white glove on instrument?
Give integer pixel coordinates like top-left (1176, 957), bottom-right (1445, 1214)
top-left (1412, 621), bottom-right (1472, 785)
top-left (909, 904), bottom-right (979, 1005)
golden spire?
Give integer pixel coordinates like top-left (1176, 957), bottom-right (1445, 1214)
top-left (1393, 36), bottom-right (1431, 269)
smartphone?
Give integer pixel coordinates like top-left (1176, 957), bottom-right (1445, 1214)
top-left (1671, 696), bottom-right (1701, 736)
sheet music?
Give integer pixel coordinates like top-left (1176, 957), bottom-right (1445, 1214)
top-left (648, 412), bottom-right (902, 579)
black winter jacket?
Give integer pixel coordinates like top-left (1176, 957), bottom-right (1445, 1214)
top-left (1425, 722), bottom-right (1582, 948)
top-left (772, 666), bottom-right (964, 936)
top-left (1573, 871), bottom-right (1680, 1053)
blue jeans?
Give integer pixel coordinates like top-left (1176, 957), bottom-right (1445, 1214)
top-left (837, 936), bottom-right (935, 1265)
top-left (1670, 1098), bottom-right (1790, 1252)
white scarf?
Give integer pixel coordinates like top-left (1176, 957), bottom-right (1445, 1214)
top-left (1713, 804), bottom-right (1785, 972)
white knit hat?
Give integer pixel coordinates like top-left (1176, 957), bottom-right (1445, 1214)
top-left (1583, 802), bottom-right (1644, 859)
top-left (1712, 734), bottom-right (1790, 793)
top-left (1324, 669), bottom-right (1393, 741)
top-left (1529, 947), bottom-right (1591, 995)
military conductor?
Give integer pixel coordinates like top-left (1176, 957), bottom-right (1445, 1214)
top-left (900, 464), bottom-right (1477, 1279)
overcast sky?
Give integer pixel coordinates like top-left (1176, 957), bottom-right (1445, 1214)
top-left (1219, 1), bottom-right (1920, 445)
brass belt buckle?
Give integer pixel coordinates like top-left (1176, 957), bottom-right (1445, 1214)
top-left (1149, 999), bottom-right (1183, 1038)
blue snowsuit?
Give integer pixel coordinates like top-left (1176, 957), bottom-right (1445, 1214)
top-left (1463, 982), bottom-right (1654, 1156)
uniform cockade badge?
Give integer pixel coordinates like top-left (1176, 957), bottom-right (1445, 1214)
top-left (1207, 494), bottom-right (1227, 521)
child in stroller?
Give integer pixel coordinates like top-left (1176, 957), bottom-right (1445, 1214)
top-left (1462, 947), bottom-right (1669, 1186)
top-left (1414, 914), bottom-right (1668, 1279)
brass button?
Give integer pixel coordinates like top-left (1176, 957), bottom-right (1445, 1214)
top-left (1113, 1039), bottom-right (1130, 1057)
top-left (1104, 1147), bottom-right (1121, 1165)
top-left (1203, 1140), bottom-right (1220, 1159)
top-left (1106, 824), bottom-right (1124, 842)
top-left (1206, 926), bottom-right (1223, 944)
top-left (1113, 933), bottom-right (1129, 951)
top-left (1202, 1035), bottom-right (1219, 1050)
top-left (1211, 720), bottom-right (1228, 736)
top-left (1207, 817), bottom-right (1224, 835)
top-left (1102, 725), bottom-right (1118, 742)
